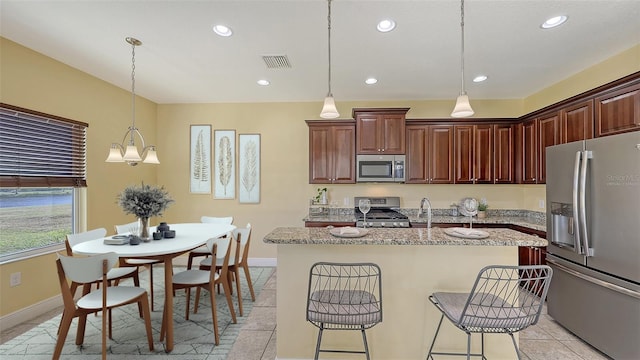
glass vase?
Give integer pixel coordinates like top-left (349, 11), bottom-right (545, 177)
top-left (138, 217), bottom-right (150, 240)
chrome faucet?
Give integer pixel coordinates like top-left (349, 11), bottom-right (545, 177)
top-left (418, 197), bottom-right (432, 229)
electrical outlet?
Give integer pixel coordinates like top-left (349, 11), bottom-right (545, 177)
top-left (10, 272), bottom-right (21, 287)
top-left (538, 199), bottom-right (545, 209)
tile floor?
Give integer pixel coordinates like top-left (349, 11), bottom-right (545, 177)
top-left (1, 268), bottom-right (611, 360)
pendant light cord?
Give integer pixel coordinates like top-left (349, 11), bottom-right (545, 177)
top-left (327, 0), bottom-right (333, 97)
top-left (460, 0), bottom-right (466, 95)
top-left (130, 40), bottom-right (137, 136)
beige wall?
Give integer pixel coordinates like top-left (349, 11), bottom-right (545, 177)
top-left (0, 36), bottom-right (638, 318)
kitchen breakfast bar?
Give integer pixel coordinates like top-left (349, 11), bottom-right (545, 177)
top-left (264, 226), bottom-right (548, 360)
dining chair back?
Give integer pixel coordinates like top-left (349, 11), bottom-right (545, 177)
top-left (54, 252), bottom-right (154, 360)
top-left (187, 216), bottom-right (234, 269)
top-left (65, 228), bottom-right (107, 255)
top-left (200, 223), bottom-right (255, 316)
top-left (200, 216), bottom-right (234, 224)
top-left (163, 234), bottom-right (236, 345)
top-left (425, 264), bottom-right (553, 360)
top-left (114, 221), bottom-right (138, 235)
top-left (114, 221), bottom-right (163, 311)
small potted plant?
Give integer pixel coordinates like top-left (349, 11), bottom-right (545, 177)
top-left (314, 187), bottom-right (328, 205)
top-left (477, 198), bottom-right (488, 218)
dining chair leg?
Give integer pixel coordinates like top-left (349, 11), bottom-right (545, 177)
top-left (185, 287), bottom-right (192, 320)
top-left (209, 286), bottom-right (220, 345)
top-left (234, 268), bottom-right (244, 316)
top-left (140, 294), bottom-right (155, 351)
top-left (220, 275), bottom-right (237, 323)
top-left (53, 312), bottom-right (74, 360)
top-left (242, 263), bottom-right (256, 301)
top-left (75, 313), bottom-right (88, 345)
top-left (194, 287), bottom-right (201, 314)
top-left (147, 264), bottom-right (155, 312)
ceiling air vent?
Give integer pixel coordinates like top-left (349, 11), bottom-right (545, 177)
top-left (262, 55), bottom-right (291, 69)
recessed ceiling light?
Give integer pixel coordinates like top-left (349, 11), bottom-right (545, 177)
top-left (213, 24), bottom-right (233, 37)
top-left (365, 78), bottom-right (378, 85)
top-left (376, 19), bottom-right (396, 33)
top-left (541, 15), bottom-right (568, 29)
top-left (473, 75), bottom-right (488, 83)
top-left (257, 79), bottom-right (270, 86)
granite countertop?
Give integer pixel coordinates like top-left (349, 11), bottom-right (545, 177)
top-left (264, 227), bottom-right (548, 247)
top-left (304, 209), bottom-right (546, 233)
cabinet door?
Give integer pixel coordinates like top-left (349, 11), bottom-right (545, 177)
top-left (595, 83), bottom-right (640, 137)
top-left (454, 125), bottom-right (473, 184)
top-left (381, 114), bottom-right (405, 154)
top-left (521, 119), bottom-right (538, 184)
top-left (474, 124), bottom-right (494, 183)
top-left (309, 126), bottom-right (333, 183)
top-left (537, 112), bottom-right (560, 184)
top-left (356, 115), bottom-right (381, 154)
top-left (562, 100), bottom-right (594, 143)
top-left (429, 125), bottom-right (454, 184)
top-left (332, 126), bottom-right (356, 183)
top-left (405, 125), bottom-right (428, 183)
top-left (494, 124), bottom-right (514, 183)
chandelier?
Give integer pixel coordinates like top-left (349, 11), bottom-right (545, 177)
top-left (106, 37), bottom-right (159, 166)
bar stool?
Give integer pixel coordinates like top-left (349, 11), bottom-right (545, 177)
top-left (306, 262), bottom-right (383, 360)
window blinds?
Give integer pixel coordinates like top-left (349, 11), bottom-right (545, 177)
top-left (0, 103), bottom-right (88, 187)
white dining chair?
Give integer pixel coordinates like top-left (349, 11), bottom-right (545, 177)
top-left (54, 252), bottom-right (154, 360)
top-left (115, 221), bottom-right (164, 311)
top-left (161, 235), bottom-right (237, 345)
top-left (63, 228), bottom-right (142, 320)
top-left (186, 216), bottom-right (234, 269)
top-left (199, 223), bottom-right (254, 316)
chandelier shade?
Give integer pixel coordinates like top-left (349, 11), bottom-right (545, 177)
top-left (451, 0), bottom-right (474, 118)
top-left (320, 0), bottom-right (339, 119)
top-left (105, 37), bottom-right (159, 166)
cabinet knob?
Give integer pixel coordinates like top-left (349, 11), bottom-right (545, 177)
top-left (381, 149), bottom-right (385, 152)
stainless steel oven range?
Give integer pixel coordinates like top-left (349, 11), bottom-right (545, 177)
top-left (354, 196), bottom-right (409, 228)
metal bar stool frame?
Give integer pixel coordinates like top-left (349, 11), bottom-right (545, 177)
top-left (425, 265), bottom-right (553, 360)
top-left (306, 262), bottom-right (383, 360)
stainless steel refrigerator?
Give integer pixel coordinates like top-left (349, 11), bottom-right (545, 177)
top-left (545, 131), bottom-right (640, 359)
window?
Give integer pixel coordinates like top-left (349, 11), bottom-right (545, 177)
top-left (0, 103), bottom-right (87, 263)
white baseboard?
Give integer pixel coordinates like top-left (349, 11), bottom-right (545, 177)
top-left (0, 294), bottom-right (63, 331)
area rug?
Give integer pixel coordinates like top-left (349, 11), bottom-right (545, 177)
top-left (0, 266), bottom-right (274, 359)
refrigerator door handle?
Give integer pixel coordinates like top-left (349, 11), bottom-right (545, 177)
top-left (547, 258), bottom-right (640, 300)
top-left (580, 150), bottom-right (594, 257)
top-left (572, 151), bottom-right (583, 254)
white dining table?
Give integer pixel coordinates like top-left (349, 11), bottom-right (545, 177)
top-left (72, 222), bottom-right (235, 352)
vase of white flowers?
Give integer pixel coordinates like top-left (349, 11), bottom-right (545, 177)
top-left (118, 183), bottom-right (174, 240)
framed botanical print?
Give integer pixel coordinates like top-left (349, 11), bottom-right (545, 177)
top-left (189, 125), bottom-right (211, 194)
top-left (238, 134), bottom-right (260, 203)
top-left (214, 129), bottom-right (236, 199)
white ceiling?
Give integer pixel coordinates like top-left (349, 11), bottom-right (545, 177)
top-left (1, 0), bottom-right (639, 105)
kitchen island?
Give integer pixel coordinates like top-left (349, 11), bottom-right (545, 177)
top-left (265, 226), bottom-right (547, 360)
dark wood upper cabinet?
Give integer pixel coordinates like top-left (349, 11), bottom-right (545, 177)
top-left (537, 112), bottom-right (560, 184)
top-left (307, 120), bottom-right (356, 184)
top-left (562, 100), bottom-right (594, 143)
top-left (520, 118), bottom-right (538, 184)
top-left (454, 124), bottom-right (493, 184)
top-left (494, 124), bottom-right (514, 184)
top-left (595, 83), bottom-right (640, 137)
top-left (405, 124), bottom-right (453, 184)
top-left (354, 108), bottom-right (409, 154)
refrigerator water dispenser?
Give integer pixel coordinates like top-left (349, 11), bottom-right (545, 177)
top-left (550, 202), bottom-right (575, 248)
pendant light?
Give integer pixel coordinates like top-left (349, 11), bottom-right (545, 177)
top-left (106, 37), bottom-right (160, 166)
top-left (320, 0), bottom-right (340, 119)
top-left (451, 0), bottom-right (475, 118)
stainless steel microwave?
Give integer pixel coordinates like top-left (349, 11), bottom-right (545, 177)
top-left (356, 154), bottom-right (405, 183)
